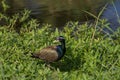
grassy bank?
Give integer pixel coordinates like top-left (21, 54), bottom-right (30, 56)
top-left (0, 9), bottom-right (120, 80)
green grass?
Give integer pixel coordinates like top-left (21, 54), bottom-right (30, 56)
top-left (0, 8), bottom-right (120, 80)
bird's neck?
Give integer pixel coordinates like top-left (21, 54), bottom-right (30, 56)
top-left (60, 41), bottom-right (66, 53)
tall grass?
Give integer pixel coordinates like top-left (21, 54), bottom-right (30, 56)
top-left (0, 4), bottom-right (120, 80)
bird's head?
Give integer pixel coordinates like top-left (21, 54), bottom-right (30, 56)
top-left (53, 36), bottom-right (65, 43)
top-left (56, 36), bottom-right (65, 42)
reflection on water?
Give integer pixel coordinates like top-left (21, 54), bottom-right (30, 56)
top-left (5, 0), bottom-right (111, 27)
top-left (101, 0), bottom-right (120, 34)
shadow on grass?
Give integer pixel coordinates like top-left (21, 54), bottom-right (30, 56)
top-left (51, 55), bottom-right (84, 72)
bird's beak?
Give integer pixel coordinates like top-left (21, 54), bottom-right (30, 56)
top-left (53, 39), bottom-right (59, 43)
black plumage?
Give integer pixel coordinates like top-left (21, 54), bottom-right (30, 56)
top-left (31, 36), bottom-right (66, 62)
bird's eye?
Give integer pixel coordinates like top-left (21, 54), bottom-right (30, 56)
top-left (59, 37), bottom-right (64, 39)
top-left (56, 36), bottom-right (64, 40)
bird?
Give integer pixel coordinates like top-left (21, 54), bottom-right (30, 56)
top-left (31, 36), bottom-right (66, 63)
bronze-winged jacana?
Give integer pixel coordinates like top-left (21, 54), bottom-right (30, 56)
top-left (31, 36), bottom-right (66, 63)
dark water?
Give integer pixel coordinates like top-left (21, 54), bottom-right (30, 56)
top-left (4, 0), bottom-right (112, 27)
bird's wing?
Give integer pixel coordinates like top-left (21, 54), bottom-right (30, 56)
top-left (35, 46), bottom-right (59, 62)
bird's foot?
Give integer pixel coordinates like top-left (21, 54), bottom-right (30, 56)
top-left (45, 63), bottom-right (55, 70)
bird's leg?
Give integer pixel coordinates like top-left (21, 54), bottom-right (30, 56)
top-left (45, 62), bottom-right (55, 70)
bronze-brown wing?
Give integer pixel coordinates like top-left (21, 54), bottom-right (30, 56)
top-left (33, 46), bottom-right (59, 62)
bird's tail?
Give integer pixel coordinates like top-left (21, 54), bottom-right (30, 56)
top-left (31, 53), bottom-right (39, 58)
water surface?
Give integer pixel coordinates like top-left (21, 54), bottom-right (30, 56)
top-left (5, 0), bottom-right (112, 27)
top-left (101, 0), bottom-right (120, 34)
